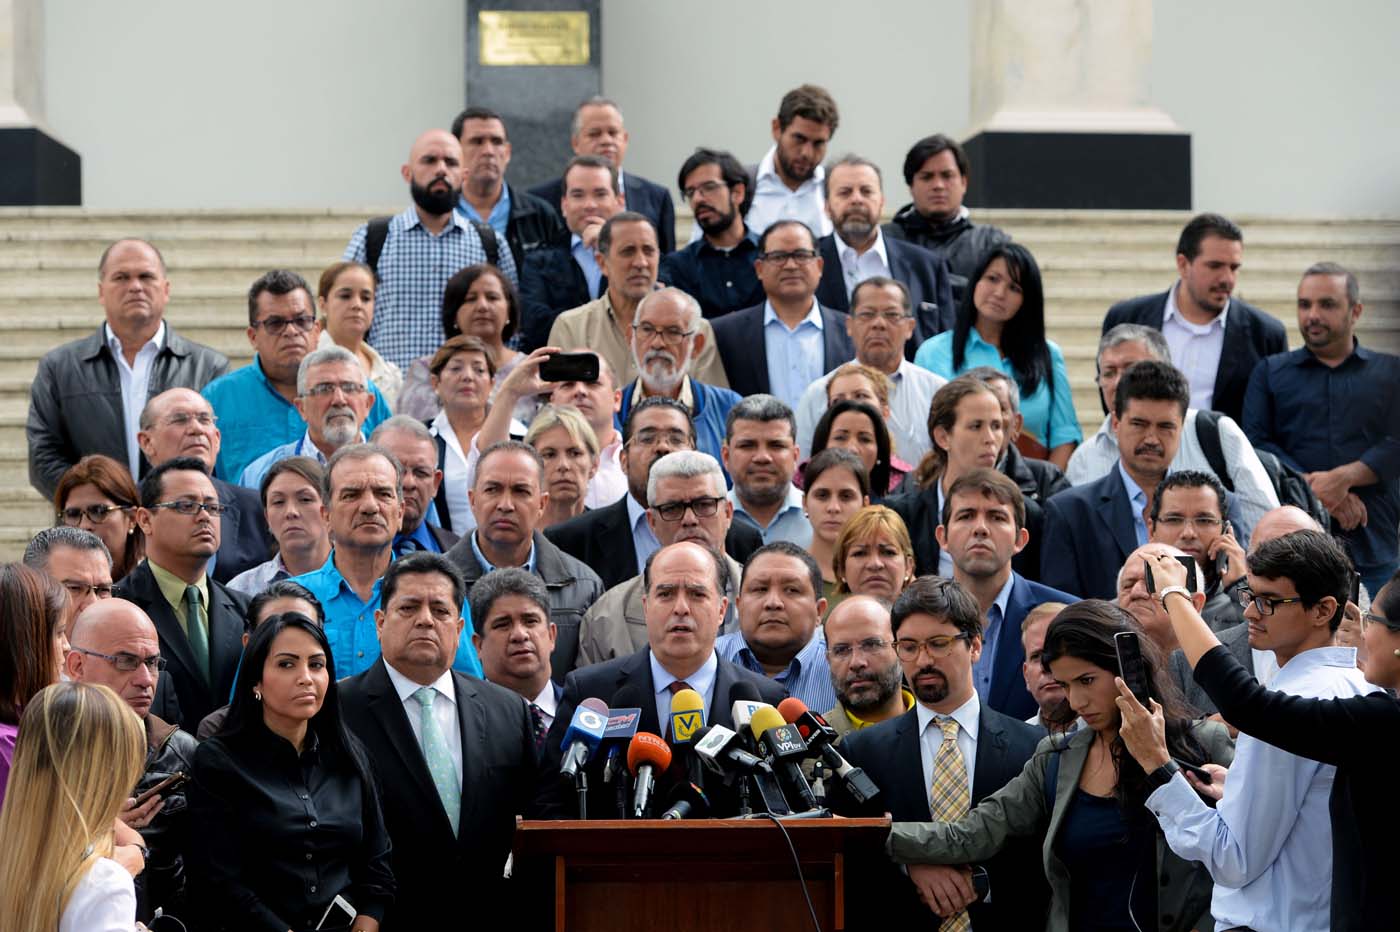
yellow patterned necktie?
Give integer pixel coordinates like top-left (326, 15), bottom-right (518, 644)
top-left (929, 716), bottom-right (972, 932)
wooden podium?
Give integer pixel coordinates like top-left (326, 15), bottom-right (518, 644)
top-left (513, 816), bottom-right (891, 931)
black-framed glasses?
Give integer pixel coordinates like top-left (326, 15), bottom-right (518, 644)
top-left (758, 249), bottom-right (819, 266)
top-left (303, 381), bottom-right (367, 398)
top-left (1155, 515), bottom-right (1223, 530)
top-left (150, 500), bottom-right (229, 517)
top-left (653, 495), bottom-right (724, 522)
top-left (681, 180), bottom-right (728, 200)
top-left (57, 504), bottom-right (129, 526)
top-left (634, 322), bottom-right (695, 345)
top-left (251, 315), bottom-right (317, 335)
top-left (895, 632), bottom-right (972, 660)
top-left (61, 580), bottom-right (114, 600)
top-left (827, 637), bottom-right (894, 661)
top-left (70, 646), bottom-right (166, 673)
top-left (1235, 588), bottom-right (1304, 616)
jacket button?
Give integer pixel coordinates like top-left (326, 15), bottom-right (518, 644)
top-left (310, 884), bottom-right (317, 893)
top-left (309, 820), bottom-right (318, 828)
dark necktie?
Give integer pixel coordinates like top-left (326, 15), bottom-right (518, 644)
top-left (529, 702), bottom-right (548, 752)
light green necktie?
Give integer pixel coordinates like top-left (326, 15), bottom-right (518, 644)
top-left (183, 585), bottom-right (210, 684)
top-left (413, 686), bottom-right (461, 834)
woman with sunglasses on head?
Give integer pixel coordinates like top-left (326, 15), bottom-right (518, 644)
top-left (54, 454), bottom-right (144, 582)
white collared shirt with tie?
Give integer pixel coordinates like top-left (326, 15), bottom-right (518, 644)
top-left (385, 662), bottom-right (463, 784)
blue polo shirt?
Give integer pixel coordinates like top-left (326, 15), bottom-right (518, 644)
top-left (290, 551), bottom-right (482, 679)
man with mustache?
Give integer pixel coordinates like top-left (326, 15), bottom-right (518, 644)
top-left (659, 147), bottom-right (764, 319)
top-left (1102, 213), bottom-right (1286, 423)
top-left (1042, 360), bottom-right (1191, 599)
top-left (1147, 470), bottom-right (1248, 631)
top-left (822, 596), bottom-right (913, 737)
top-left (813, 156), bottom-right (956, 357)
top-left (743, 84), bottom-right (840, 240)
top-left (238, 346), bottom-right (376, 490)
top-left (343, 128), bottom-right (518, 370)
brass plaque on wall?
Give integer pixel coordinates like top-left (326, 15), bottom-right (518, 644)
top-left (479, 11), bottom-right (590, 66)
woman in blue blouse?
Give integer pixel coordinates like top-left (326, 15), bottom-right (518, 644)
top-left (913, 242), bottom-right (1081, 470)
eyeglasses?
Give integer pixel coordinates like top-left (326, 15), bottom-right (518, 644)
top-left (634, 322), bottom-right (695, 345)
top-left (652, 495), bottom-right (724, 522)
top-left (759, 249), bottom-right (819, 266)
top-left (895, 632), bottom-right (972, 661)
top-left (61, 580), bottom-right (114, 600)
top-left (1154, 515), bottom-right (1223, 530)
top-left (69, 646), bottom-right (166, 673)
top-left (827, 637), bottom-right (894, 661)
top-left (303, 381), bottom-right (367, 398)
top-left (159, 411), bottom-right (218, 429)
top-left (252, 315), bottom-right (317, 335)
top-left (57, 504), bottom-right (129, 526)
top-left (629, 428), bottom-right (691, 449)
top-left (150, 500), bottom-right (229, 517)
top-left (681, 180), bottom-right (728, 200)
top-left (1235, 588), bottom-right (1304, 615)
top-left (851, 309), bottom-right (910, 325)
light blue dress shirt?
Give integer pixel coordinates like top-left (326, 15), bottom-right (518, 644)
top-left (971, 574), bottom-right (1014, 702)
top-left (1146, 646), bottom-right (1379, 932)
top-left (912, 328), bottom-right (1082, 449)
top-left (649, 649), bottom-right (718, 735)
top-left (761, 299), bottom-right (826, 413)
top-left (716, 628), bottom-right (833, 712)
top-left (625, 494), bottom-right (661, 580)
top-left (728, 484), bottom-right (812, 549)
top-left (570, 233), bottom-right (604, 300)
top-left (1116, 460), bottom-right (1151, 547)
top-left (458, 184), bottom-right (512, 239)
top-left (467, 532), bottom-right (538, 575)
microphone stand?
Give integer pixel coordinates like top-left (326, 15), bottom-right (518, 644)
top-left (575, 768), bottom-right (588, 820)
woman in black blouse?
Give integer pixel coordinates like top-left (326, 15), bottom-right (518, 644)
top-left (1141, 550), bottom-right (1399, 932)
top-left (187, 613), bottom-right (393, 932)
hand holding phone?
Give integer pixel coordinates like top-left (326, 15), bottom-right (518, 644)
top-left (538, 352), bottom-right (600, 383)
top-left (132, 771), bottom-right (188, 809)
top-left (1114, 631), bottom-right (1153, 706)
top-left (1143, 554), bottom-right (1197, 596)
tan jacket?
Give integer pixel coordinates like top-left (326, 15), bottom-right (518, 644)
top-left (546, 293), bottom-right (730, 390)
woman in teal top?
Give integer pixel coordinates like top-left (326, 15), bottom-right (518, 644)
top-left (913, 242), bottom-right (1081, 470)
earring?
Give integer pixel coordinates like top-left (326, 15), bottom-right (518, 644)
top-left (1393, 649), bottom-right (1400, 659)
top-left (253, 689), bottom-right (262, 701)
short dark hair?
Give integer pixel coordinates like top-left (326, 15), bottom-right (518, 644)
top-left (450, 106), bottom-right (506, 139)
top-left (1246, 530), bottom-right (1352, 631)
top-left (1176, 213), bottom-right (1243, 262)
top-left (941, 468), bottom-right (1027, 532)
top-left (247, 580), bottom-right (324, 632)
top-left (1149, 470), bottom-right (1228, 524)
top-left (597, 211), bottom-right (654, 256)
top-left (901, 134), bottom-right (969, 187)
top-left (677, 147), bottom-right (753, 215)
top-left (380, 552), bottom-right (465, 615)
top-left (776, 84), bottom-right (839, 133)
top-left (740, 541), bottom-right (823, 603)
top-left (259, 456), bottom-right (324, 510)
top-left (642, 542), bottom-right (728, 597)
top-left (324, 443), bottom-right (403, 503)
top-left (622, 395), bottom-right (696, 446)
top-left (757, 219), bottom-right (817, 254)
top-left (1114, 359), bottom-right (1191, 420)
top-left (247, 269), bottom-right (313, 326)
top-left (850, 275), bottom-right (911, 312)
top-left (1302, 260), bottom-right (1360, 307)
top-left (441, 264), bottom-right (519, 342)
top-left (724, 393), bottom-right (796, 443)
top-left (822, 154), bottom-right (883, 199)
top-left (23, 527), bottom-right (112, 571)
top-left (468, 567), bottom-right (550, 636)
top-left (890, 576), bottom-right (983, 640)
top-left (802, 447), bottom-right (871, 500)
top-left (475, 439), bottom-right (545, 488)
top-left (98, 239), bottom-right (166, 277)
top-left (139, 456), bottom-right (209, 509)
top-left (563, 154), bottom-right (618, 194)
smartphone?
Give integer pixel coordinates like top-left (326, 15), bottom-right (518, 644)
top-left (1351, 570), bottom-right (1362, 607)
top-left (133, 771), bottom-right (188, 808)
top-left (1215, 521), bottom-right (1234, 582)
top-left (316, 894), bottom-right (356, 930)
top-left (1143, 555), bottom-right (1199, 595)
top-left (538, 352), bottom-right (599, 383)
top-left (1173, 758), bottom-right (1213, 785)
top-left (1114, 631), bottom-right (1153, 706)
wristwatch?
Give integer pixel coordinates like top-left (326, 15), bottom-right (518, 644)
top-left (1158, 585), bottom-right (1192, 609)
top-left (1146, 759), bottom-right (1181, 791)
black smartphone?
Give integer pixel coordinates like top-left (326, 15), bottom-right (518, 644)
top-left (1351, 570), bottom-right (1362, 607)
top-left (1143, 555), bottom-right (1199, 595)
top-left (1114, 631), bottom-right (1153, 706)
top-left (133, 771), bottom-right (188, 808)
top-left (1215, 521), bottom-right (1234, 582)
top-left (539, 352), bottom-right (599, 383)
top-left (1173, 758), bottom-right (1213, 785)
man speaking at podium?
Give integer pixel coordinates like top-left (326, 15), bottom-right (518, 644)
top-left (537, 540), bottom-right (785, 818)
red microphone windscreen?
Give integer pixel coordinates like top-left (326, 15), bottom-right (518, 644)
top-left (777, 697), bottom-right (809, 724)
top-left (627, 732), bottom-right (673, 774)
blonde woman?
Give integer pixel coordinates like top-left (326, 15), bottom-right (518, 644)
top-left (832, 505), bottom-right (917, 611)
top-left (525, 404), bottom-right (600, 528)
top-left (0, 682), bottom-right (147, 932)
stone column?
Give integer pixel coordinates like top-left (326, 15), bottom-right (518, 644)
top-left (0, 0), bottom-right (80, 204)
top-left (962, 0), bottom-right (1189, 209)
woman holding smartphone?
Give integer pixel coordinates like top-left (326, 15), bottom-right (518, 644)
top-left (887, 601), bottom-right (1232, 932)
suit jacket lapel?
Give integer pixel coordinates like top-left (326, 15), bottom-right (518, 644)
top-left (620, 649), bottom-right (661, 735)
top-left (1213, 302), bottom-right (1249, 406)
top-left (745, 309), bottom-right (772, 396)
top-left (891, 710), bottom-right (933, 819)
top-left (206, 583), bottom-right (245, 699)
top-left (816, 237), bottom-right (848, 311)
top-left (971, 705), bottom-right (1008, 803)
top-left (1097, 470), bottom-right (1140, 561)
top-left (452, 673), bottom-right (486, 841)
top-left (602, 496), bottom-right (636, 585)
top-left (819, 307), bottom-right (853, 372)
top-left (130, 564), bottom-right (203, 695)
top-left (987, 575), bottom-right (1029, 713)
top-left (215, 480), bottom-right (242, 551)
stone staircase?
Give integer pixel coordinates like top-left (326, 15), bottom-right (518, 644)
top-left (2, 207), bottom-right (1397, 559)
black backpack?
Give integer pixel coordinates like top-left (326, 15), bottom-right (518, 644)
top-left (362, 214), bottom-right (500, 282)
top-left (1194, 409), bottom-right (1330, 532)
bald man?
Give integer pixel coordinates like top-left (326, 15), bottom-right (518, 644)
top-left (138, 388), bottom-right (270, 583)
top-left (66, 599), bottom-right (195, 921)
top-left (1117, 542), bottom-right (1208, 654)
top-left (822, 596), bottom-right (912, 735)
top-left (343, 128), bottom-right (519, 370)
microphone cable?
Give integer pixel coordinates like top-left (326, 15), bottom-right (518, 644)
top-left (756, 812), bottom-right (823, 932)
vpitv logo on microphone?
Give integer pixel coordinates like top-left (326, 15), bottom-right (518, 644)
top-left (769, 725), bottom-right (806, 755)
top-left (670, 709), bottom-right (703, 742)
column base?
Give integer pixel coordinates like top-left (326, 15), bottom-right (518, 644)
top-left (0, 126), bottom-right (81, 205)
top-left (963, 130), bottom-right (1190, 210)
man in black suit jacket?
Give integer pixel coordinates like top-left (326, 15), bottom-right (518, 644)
top-left (1101, 212), bottom-right (1287, 423)
top-left (536, 542), bottom-right (786, 819)
top-left (528, 97), bottom-right (675, 253)
top-left (710, 220), bottom-right (855, 410)
top-left (814, 156), bottom-right (956, 358)
top-left (339, 553), bottom-right (538, 931)
top-left (836, 576), bottom-right (1046, 931)
top-left (114, 458), bottom-right (252, 730)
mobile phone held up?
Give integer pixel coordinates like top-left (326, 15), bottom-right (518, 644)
top-left (539, 352), bottom-right (599, 383)
top-left (1143, 555), bottom-right (1199, 596)
top-left (1114, 631), bottom-right (1153, 707)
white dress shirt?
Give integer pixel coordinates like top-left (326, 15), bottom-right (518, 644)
top-left (1161, 282), bottom-right (1228, 412)
top-left (105, 321), bottom-right (165, 477)
top-left (531, 679), bottom-right (559, 731)
top-left (836, 229), bottom-right (892, 297)
top-left (795, 357), bottom-right (944, 466)
top-left (742, 145), bottom-right (833, 240)
top-left (385, 661), bottom-right (463, 789)
top-left (916, 691), bottom-right (981, 804)
top-left (586, 437), bottom-right (628, 508)
top-left (649, 649), bottom-right (719, 734)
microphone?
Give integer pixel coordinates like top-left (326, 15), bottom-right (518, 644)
top-left (777, 697), bottom-right (881, 807)
top-left (627, 733), bottom-right (672, 818)
top-left (660, 782), bottom-right (711, 820)
top-left (558, 697), bottom-right (609, 782)
top-left (669, 687), bottom-right (706, 788)
top-left (727, 681), bottom-right (766, 753)
top-left (749, 706), bottom-right (820, 813)
top-left (694, 724), bottom-right (790, 815)
top-left (600, 686), bottom-right (645, 817)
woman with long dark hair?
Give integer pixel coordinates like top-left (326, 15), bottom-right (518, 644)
top-left (809, 399), bottom-right (902, 496)
top-left (186, 613), bottom-right (393, 931)
top-left (886, 600), bottom-right (1232, 932)
top-left (912, 243), bottom-right (1080, 469)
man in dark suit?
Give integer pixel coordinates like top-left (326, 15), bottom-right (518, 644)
top-left (339, 553), bottom-right (538, 931)
top-left (1101, 212), bottom-right (1287, 423)
top-left (114, 457), bottom-right (252, 731)
top-left (936, 470), bottom-right (1078, 720)
top-left (814, 156), bottom-right (956, 358)
top-left (836, 576), bottom-right (1046, 931)
top-left (137, 388), bottom-right (271, 584)
top-left (536, 541), bottom-right (786, 819)
top-left (1040, 360), bottom-right (1191, 599)
top-left (529, 96), bottom-right (675, 253)
top-left (469, 567), bottom-right (565, 741)
top-left (371, 417), bottom-right (460, 555)
top-left (710, 220), bottom-right (855, 411)
top-left (546, 396), bottom-right (762, 590)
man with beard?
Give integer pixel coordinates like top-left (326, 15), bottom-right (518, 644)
top-left (835, 577), bottom-right (1046, 931)
top-left (1042, 360), bottom-right (1191, 599)
top-left (1148, 470), bottom-right (1249, 630)
top-left (659, 148), bottom-right (764, 319)
top-left (822, 596), bottom-right (913, 737)
top-left (370, 415), bottom-right (459, 554)
top-left (722, 394), bottom-right (811, 547)
top-left (813, 156), bottom-right (956, 356)
top-left (1102, 213), bottom-right (1286, 422)
top-left (744, 84), bottom-right (840, 239)
top-left (238, 347), bottom-right (377, 490)
top-left (343, 128), bottom-right (518, 369)
top-left (616, 288), bottom-right (739, 467)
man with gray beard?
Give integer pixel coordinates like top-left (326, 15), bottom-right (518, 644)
top-left (614, 287), bottom-right (741, 469)
top-left (238, 346), bottom-right (377, 489)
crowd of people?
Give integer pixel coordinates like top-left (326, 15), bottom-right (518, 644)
top-left (3, 83), bottom-right (1398, 931)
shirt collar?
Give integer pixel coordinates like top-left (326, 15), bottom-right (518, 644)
top-left (457, 184), bottom-right (511, 225)
top-left (1276, 644), bottom-right (1364, 676)
top-left (303, 549), bottom-right (385, 604)
top-left (735, 627), bottom-right (826, 683)
top-left (1117, 459), bottom-right (1147, 508)
top-left (395, 519), bottom-right (438, 555)
top-left (836, 226), bottom-right (890, 269)
top-left (1164, 280), bottom-right (1229, 331)
top-left (762, 298), bottom-right (823, 332)
top-left (842, 688), bottom-right (917, 730)
top-left (755, 145), bottom-right (825, 192)
top-left (699, 226), bottom-right (760, 255)
top-left (915, 690), bottom-right (981, 741)
top-left (469, 530), bottom-right (538, 575)
top-left (148, 559), bottom-right (208, 610)
top-left (631, 374), bottom-right (695, 409)
top-left (626, 490), bottom-right (651, 529)
top-left (728, 482), bottom-right (805, 524)
top-left (105, 320), bottom-right (166, 356)
top-left (383, 659), bottom-right (456, 707)
top-left (649, 648), bottom-right (719, 701)
top-left (531, 679), bottom-right (559, 718)
top-left (991, 572), bottom-right (1016, 620)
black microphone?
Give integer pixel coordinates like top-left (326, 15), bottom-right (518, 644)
top-left (693, 724), bottom-right (790, 816)
top-left (778, 697), bottom-right (881, 807)
top-left (660, 782), bottom-right (711, 820)
top-left (603, 685), bottom-right (646, 818)
top-left (750, 706), bottom-right (820, 813)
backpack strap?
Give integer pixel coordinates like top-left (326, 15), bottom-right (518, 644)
top-left (1193, 409), bottom-right (1235, 492)
top-left (364, 216), bottom-right (392, 282)
top-left (470, 218), bottom-right (501, 267)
